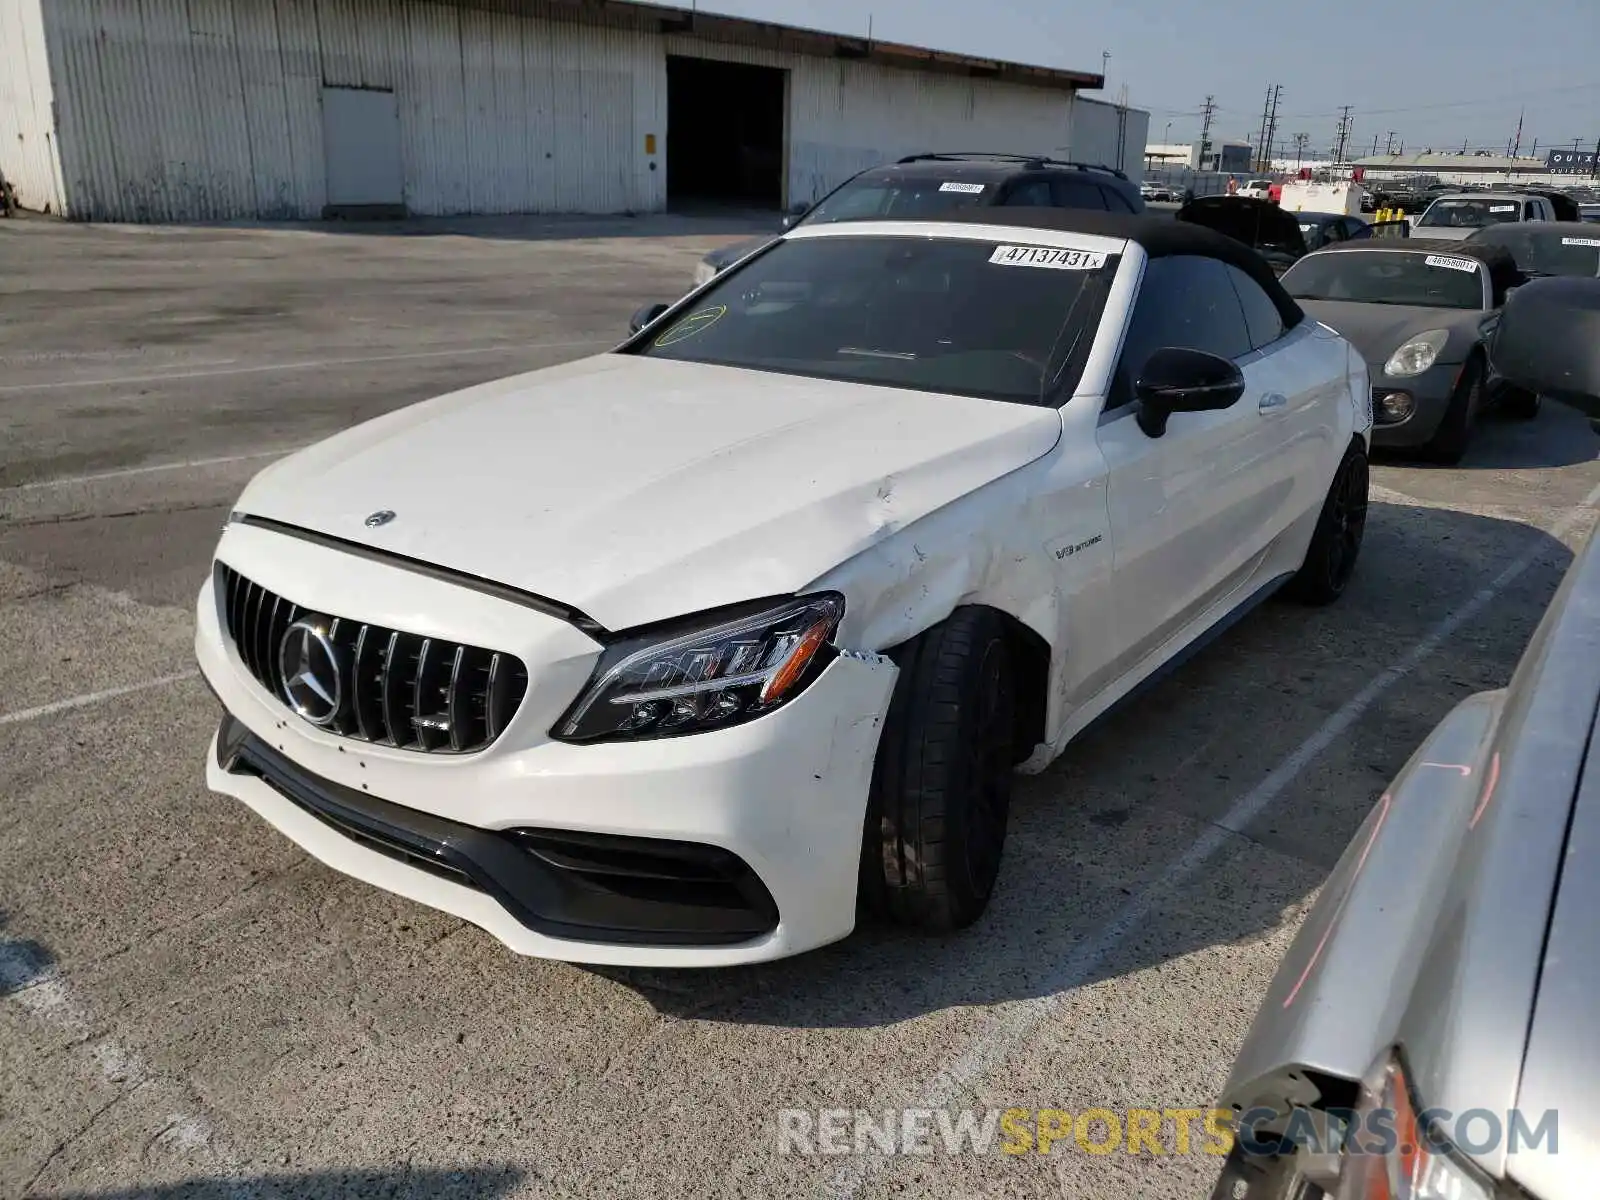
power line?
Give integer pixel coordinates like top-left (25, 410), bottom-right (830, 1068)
top-left (1198, 94), bottom-right (1216, 169)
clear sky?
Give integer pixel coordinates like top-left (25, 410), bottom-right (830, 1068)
top-left (675, 0), bottom-right (1600, 159)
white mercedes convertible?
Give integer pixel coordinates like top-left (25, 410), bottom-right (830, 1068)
top-left (196, 208), bottom-right (1372, 966)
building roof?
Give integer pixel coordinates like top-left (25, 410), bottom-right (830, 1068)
top-left (549, 0), bottom-right (1103, 91)
top-left (1352, 152), bottom-right (1546, 172)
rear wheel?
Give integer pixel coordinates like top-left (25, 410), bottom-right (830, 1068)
top-left (1422, 358), bottom-right (1483, 464)
top-left (860, 608), bottom-right (1016, 931)
top-left (1284, 443), bottom-right (1368, 606)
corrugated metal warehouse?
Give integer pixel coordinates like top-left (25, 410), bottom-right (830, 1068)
top-left (0, 0), bottom-right (1148, 223)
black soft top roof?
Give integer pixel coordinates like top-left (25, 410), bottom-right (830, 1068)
top-left (1317, 236), bottom-right (1526, 297)
top-left (936, 205), bottom-right (1306, 328)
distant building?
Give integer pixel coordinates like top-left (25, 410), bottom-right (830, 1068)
top-left (0, 0), bottom-right (1147, 222)
top-left (1350, 152), bottom-right (1591, 188)
top-left (1142, 139), bottom-right (1252, 174)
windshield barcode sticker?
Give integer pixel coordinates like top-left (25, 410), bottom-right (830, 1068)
top-left (1490, 204), bottom-right (1517, 213)
top-left (940, 181), bottom-right (986, 193)
top-left (989, 245), bottom-right (1108, 270)
top-left (1424, 254), bottom-right (1478, 273)
top-left (1562, 236), bottom-right (1600, 247)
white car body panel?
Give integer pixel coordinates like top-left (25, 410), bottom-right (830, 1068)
top-left (233, 354), bottom-right (1062, 633)
top-left (198, 218), bottom-right (1369, 963)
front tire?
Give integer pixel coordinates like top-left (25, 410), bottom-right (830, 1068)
top-left (1284, 443), bottom-right (1368, 606)
top-left (1501, 385), bottom-right (1541, 420)
top-left (860, 607), bottom-right (1017, 932)
top-left (1422, 359), bottom-right (1483, 464)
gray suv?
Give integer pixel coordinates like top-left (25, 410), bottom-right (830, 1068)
top-left (690, 152), bottom-right (1143, 287)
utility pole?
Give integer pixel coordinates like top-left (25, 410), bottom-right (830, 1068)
top-left (1333, 105), bottom-right (1353, 164)
top-left (1371, 132), bottom-right (1380, 156)
top-left (1293, 132), bottom-right (1309, 168)
top-left (1263, 85), bottom-right (1283, 172)
top-left (1384, 130), bottom-right (1397, 155)
top-left (1591, 133), bottom-right (1599, 180)
top-left (1198, 94), bottom-right (1216, 170)
top-left (1255, 84), bottom-right (1283, 172)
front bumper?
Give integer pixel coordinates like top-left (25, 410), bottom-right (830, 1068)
top-left (197, 522), bottom-right (897, 966)
top-left (1368, 360), bottom-right (1462, 448)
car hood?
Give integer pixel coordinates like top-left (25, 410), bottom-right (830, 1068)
top-left (232, 354), bottom-right (1062, 632)
top-left (1175, 196), bottom-right (1308, 259)
top-left (1296, 300), bottom-right (1484, 366)
top-left (703, 235), bottom-right (776, 270)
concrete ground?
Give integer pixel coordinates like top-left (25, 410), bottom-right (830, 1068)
top-left (2, 213), bottom-right (1598, 1200)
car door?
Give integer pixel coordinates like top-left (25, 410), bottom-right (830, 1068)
top-left (1091, 255), bottom-right (1284, 685)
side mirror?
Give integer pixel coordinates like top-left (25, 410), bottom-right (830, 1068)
top-left (1489, 276), bottom-right (1600, 403)
top-left (1134, 347), bottom-right (1247, 437)
top-left (629, 303), bottom-right (670, 335)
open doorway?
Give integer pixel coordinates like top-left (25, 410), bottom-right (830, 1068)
top-left (666, 55), bottom-right (786, 210)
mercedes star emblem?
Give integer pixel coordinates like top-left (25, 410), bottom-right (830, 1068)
top-left (365, 510), bottom-right (396, 528)
top-left (278, 618), bottom-right (342, 726)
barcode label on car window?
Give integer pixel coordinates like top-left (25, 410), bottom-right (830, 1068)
top-left (1490, 204), bottom-right (1517, 213)
top-left (1424, 255), bottom-right (1478, 273)
top-left (1562, 236), bottom-right (1600, 247)
top-left (940, 181), bottom-right (986, 194)
top-left (989, 245), bottom-right (1108, 270)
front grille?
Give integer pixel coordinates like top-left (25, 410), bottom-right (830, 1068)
top-left (218, 563), bottom-right (528, 753)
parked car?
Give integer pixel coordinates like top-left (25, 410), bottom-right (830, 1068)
top-left (1411, 191), bottom-right (1565, 241)
top-left (1579, 202), bottom-right (1600, 224)
top-left (1211, 273), bottom-right (1600, 1200)
top-left (197, 207), bottom-right (1371, 967)
top-left (689, 152), bottom-right (1144, 287)
top-left (1294, 212), bottom-right (1375, 251)
top-left (1175, 195), bottom-right (1308, 273)
top-left (1140, 182), bottom-right (1176, 202)
top-left (1467, 220), bottom-right (1600, 278)
top-left (1239, 178), bottom-right (1276, 199)
top-left (1277, 239), bottom-right (1530, 460)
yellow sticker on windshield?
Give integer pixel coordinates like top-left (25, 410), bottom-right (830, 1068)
top-left (654, 305), bottom-right (727, 346)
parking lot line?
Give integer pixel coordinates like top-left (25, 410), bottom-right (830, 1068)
top-left (0, 671), bottom-right (200, 728)
top-left (824, 477), bottom-right (1600, 1200)
top-left (2, 450), bottom-right (297, 493)
top-left (0, 338), bottom-right (608, 394)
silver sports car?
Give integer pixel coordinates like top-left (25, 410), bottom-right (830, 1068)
top-left (1212, 273), bottom-right (1600, 1200)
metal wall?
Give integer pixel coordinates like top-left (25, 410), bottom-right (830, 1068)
top-left (659, 33), bottom-right (1079, 206)
top-left (0, 0), bottom-right (67, 212)
top-left (1067, 96), bottom-right (1151, 181)
top-left (33, 0), bottom-right (1133, 222)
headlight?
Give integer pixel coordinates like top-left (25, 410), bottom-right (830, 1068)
top-left (1384, 330), bottom-right (1450, 378)
top-left (692, 260), bottom-right (717, 287)
top-left (1333, 1054), bottom-right (1493, 1200)
top-left (553, 593), bottom-right (845, 742)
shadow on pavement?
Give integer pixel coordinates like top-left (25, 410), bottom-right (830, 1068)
top-left (591, 500), bottom-right (1575, 1028)
top-left (0, 908), bottom-right (56, 999)
top-left (47, 1166), bottom-right (528, 1199)
top-left (1376, 397), bottom-right (1600, 471)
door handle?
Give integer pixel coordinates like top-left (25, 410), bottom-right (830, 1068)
top-left (1258, 392), bottom-right (1288, 413)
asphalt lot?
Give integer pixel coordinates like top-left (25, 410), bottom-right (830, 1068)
top-left (3, 212), bottom-right (1599, 1200)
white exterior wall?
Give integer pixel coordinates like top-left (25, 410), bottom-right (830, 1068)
top-left (0, 0), bottom-right (67, 212)
top-left (1067, 96), bottom-right (1150, 181)
top-left (34, 0), bottom-right (1114, 223)
top-left (658, 34), bottom-right (1076, 206)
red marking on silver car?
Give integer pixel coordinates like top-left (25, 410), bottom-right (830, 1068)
top-left (1418, 761), bottom-right (1473, 776)
top-left (1467, 750), bottom-right (1501, 830)
top-left (1282, 792), bottom-right (1393, 1009)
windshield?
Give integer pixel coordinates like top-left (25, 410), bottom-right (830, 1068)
top-left (800, 176), bottom-right (994, 225)
top-left (627, 235), bottom-right (1119, 404)
top-left (1282, 251), bottom-right (1485, 309)
top-left (1469, 227), bottom-right (1600, 278)
top-left (1418, 198), bottom-right (1523, 228)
